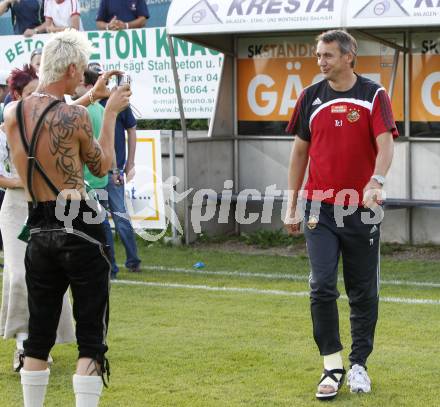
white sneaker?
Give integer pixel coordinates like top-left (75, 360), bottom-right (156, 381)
top-left (13, 350), bottom-right (53, 372)
top-left (347, 364), bottom-right (371, 393)
top-left (13, 349), bottom-right (24, 372)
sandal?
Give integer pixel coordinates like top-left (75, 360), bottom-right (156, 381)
top-left (315, 368), bottom-right (346, 401)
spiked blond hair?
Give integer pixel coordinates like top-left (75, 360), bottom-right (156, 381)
top-left (39, 29), bottom-right (94, 87)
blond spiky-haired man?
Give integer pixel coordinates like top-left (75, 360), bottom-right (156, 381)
top-left (4, 29), bottom-right (131, 407)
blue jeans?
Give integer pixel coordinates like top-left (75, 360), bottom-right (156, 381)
top-left (101, 176), bottom-right (141, 275)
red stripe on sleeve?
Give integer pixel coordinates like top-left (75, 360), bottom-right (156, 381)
top-left (374, 90), bottom-right (398, 138)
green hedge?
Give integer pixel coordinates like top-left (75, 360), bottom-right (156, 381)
top-left (137, 119), bottom-right (209, 131)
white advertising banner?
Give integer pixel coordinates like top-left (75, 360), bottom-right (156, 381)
top-left (0, 28), bottom-right (222, 119)
top-left (346, 0), bottom-right (440, 28)
top-left (126, 130), bottom-right (166, 230)
top-left (167, 0), bottom-right (345, 35)
top-left (167, 0), bottom-right (440, 36)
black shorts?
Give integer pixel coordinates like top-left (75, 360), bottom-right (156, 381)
top-left (23, 200), bottom-right (111, 362)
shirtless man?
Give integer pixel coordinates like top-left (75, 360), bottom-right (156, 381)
top-left (4, 30), bottom-right (131, 407)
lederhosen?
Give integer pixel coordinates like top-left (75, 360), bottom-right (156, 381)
top-left (16, 99), bottom-right (111, 382)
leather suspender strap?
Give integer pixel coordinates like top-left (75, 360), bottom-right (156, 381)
top-left (16, 99), bottom-right (62, 208)
top-left (27, 99), bottom-right (62, 200)
top-left (16, 100), bottom-right (29, 152)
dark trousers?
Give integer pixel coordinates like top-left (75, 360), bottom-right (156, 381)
top-left (24, 201), bottom-right (111, 363)
top-left (304, 201), bottom-right (380, 367)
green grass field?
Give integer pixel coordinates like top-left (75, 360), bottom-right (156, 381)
top-left (0, 240), bottom-right (439, 406)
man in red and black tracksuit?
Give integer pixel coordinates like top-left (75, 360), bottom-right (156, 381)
top-left (284, 30), bottom-right (398, 401)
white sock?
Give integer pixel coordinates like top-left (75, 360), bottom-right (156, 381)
top-left (320, 352), bottom-right (343, 388)
top-left (21, 369), bottom-right (50, 407)
top-left (73, 374), bottom-right (103, 407)
top-left (16, 332), bottom-right (28, 350)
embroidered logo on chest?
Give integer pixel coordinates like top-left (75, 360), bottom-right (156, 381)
top-left (347, 108), bottom-right (361, 123)
top-left (331, 105), bottom-right (347, 114)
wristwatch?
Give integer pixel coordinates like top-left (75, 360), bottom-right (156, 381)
top-left (371, 174), bottom-right (385, 186)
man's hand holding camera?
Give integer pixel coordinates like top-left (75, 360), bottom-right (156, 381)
top-left (105, 82), bottom-right (132, 115)
top-left (89, 69), bottom-right (128, 101)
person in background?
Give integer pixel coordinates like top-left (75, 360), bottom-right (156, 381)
top-left (2, 47), bottom-right (44, 110)
top-left (96, 0), bottom-right (149, 31)
top-left (30, 48), bottom-right (43, 75)
top-left (71, 64), bottom-right (118, 279)
top-left (44, 0), bottom-right (83, 32)
top-left (0, 64), bottom-right (75, 373)
top-left (0, 70), bottom-right (10, 122)
top-left (0, 49), bottom-right (43, 252)
top-left (0, 69), bottom-right (10, 251)
top-left (99, 94), bottom-right (141, 278)
top-left (0, 0), bottom-right (46, 37)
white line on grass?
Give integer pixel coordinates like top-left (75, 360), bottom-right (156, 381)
top-left (114, 279), bottom-right (310, 298)
top-left (0, 269), bottom-right (437, 305)
top-left (131, 265), bottom-right (440, 289)
top-left (112, 279), bottom-right (440, 306)
top-left (0, 250), bottom-right (438, 288)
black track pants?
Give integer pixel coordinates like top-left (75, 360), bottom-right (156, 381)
top-left (304, 200), bottom-right (380, 367)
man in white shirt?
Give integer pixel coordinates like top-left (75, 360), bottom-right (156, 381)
top-left (44, 0), bottom-right (83, 32)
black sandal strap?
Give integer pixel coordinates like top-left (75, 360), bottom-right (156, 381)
top-left (86, 356), bottom-right (110, 388)
top-left (15, 352), bottom-right (25, 373)
top-left (318, 368), bottom-right (346, 385)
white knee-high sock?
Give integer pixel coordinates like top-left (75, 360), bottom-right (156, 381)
top-left (21, 369), bottom-right (50, 407)
top-left (320, 352), bottom-right (343, 387)
top-left (73, 375), bottom-right (103, 407)
top-left (324, 351), bottom-right (343, 371)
